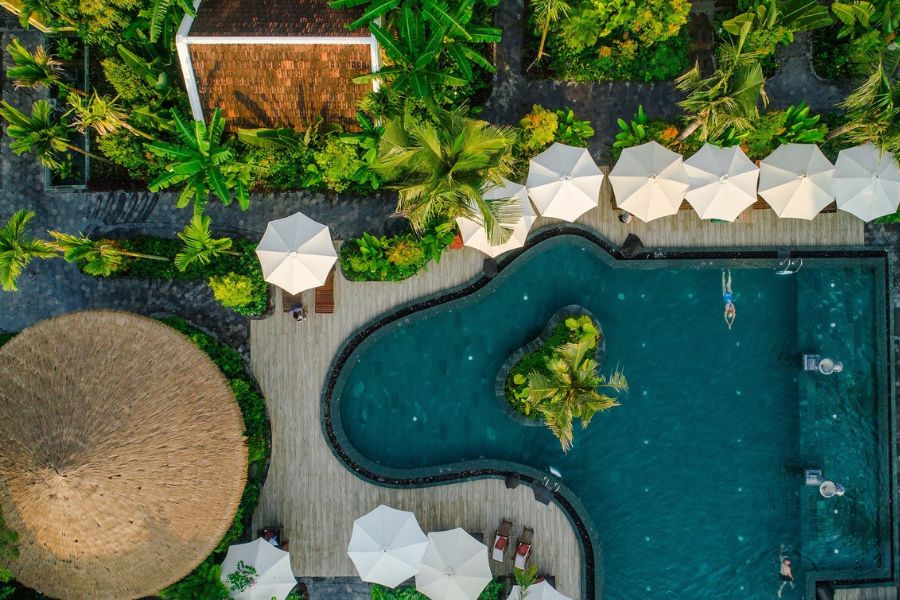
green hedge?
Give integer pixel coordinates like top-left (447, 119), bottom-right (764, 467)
top-left (0, 333), bottom-right (14, 348)
top-left (158, 317), bottom-right (271, 599)
top-left (113, 237), bottom-right (269, 317)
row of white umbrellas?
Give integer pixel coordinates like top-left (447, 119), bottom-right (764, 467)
top-left (458, 141), bottom-right (900, 258)
top-left (348, 504), bottom-right (571, 600)
top-left (251, 141), bottom-right (899, 290)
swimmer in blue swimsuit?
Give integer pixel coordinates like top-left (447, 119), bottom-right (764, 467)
top-left (722, 269), bottom-right (736, 330)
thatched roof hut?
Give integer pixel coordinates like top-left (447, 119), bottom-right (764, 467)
top-left (0, 311), bottom-right (248, 600)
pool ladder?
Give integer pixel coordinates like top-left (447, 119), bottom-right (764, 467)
top-left (775, 257), bottom-right (803, 275)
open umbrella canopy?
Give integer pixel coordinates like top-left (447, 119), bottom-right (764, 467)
top-left (683, 144), bottom-right (759, 221)
top-left (609, 141), bottom-right (690, 222)
top-left (456, 179), bottom-right (535, 258)
top-left (348, 505), bottom-right (428, 588)
top-left (0, 311), bottom-right (247, 600)
top-left (834, 142), bottom-right (900, 221)
top-left (221, 538), bottom-right (297, 600)
top-left (525, 143), bottom-right (603, 221)
top-left (415, 528), bottom-right (492, 600)
top-left (256, 211), bottom-right (337, 294)
top-left (759, 143), bottom-right (835, 219)
top-left (507, 581), bottom-right (573, 600)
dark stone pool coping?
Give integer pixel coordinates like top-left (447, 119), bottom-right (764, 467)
top-left (320, 224), bottom-right (897, 600)
top-left (494, 305), bottom-right (605, 428)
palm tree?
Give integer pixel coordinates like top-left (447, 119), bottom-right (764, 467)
top-left (675, 39), bottom-right (769, 143)
top-left (174, 214), bottom-right (238, 271)
top-left (0, 100), bottom-right (107, 171)
top-left (374, 106), bottom-right (519, 244)
top-left (5, 38), bottom-right (62, 90)
top-left (524, 337), bottom-right (627, 452)
top-left (530, 0), bottom-right (571, 65)
top-left (0, 210), bottom-right (56, 292)
top-left (66, 92), bottom-right (151, 139)
top-left (147, 109), bottom-right (254, 215)
top-left (826, 47), bottom-right (900, 153)
top-left (49, 232), bottom-right (168, 277)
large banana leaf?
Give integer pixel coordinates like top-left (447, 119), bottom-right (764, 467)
top-left (778, 0), bottom-right (833, 31)
top-left (344, 0), bottom-right (400, 29)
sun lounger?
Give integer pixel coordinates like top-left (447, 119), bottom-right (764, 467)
top-left (315, 267), bottom-right (335, 314)
top-left (514, 527), bottom-right (534, 570)
top-left (491, 519), bottom-right (512, 562)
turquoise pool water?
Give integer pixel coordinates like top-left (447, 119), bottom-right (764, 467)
top-left (330, 235), bottom-right (894, 599)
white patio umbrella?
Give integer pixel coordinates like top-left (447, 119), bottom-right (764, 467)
top-left (255, 211), bottom-right (337, 294)
top-left (758, 143), bottom-right (835, 219)
top-left (415, 528), bottom-right (492, 600)
top-left (834, 142), bottom-right (900, 221)
top-left (683, 143), bottom-right (759, 221)
top-left (220, 538), bottom-right (297, 600)
top-left (507, 581), bottom-right (573, 600)
top-left (347, 505), bottom-right (428, 588)
top-left (456, 179), bottom-right (536, 258)
top-left (609, 141), bottom-right (690, 222)
top-left (525, 143), bottom-right (603, 221)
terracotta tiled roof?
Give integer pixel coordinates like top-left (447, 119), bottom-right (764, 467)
top-left (190, 0), bottom-right (368, 37)
top-left (188, 43), bottom-right (371, 130)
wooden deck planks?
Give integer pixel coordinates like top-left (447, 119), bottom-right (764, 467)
top-left (249, 204), bottom-right (868, 600)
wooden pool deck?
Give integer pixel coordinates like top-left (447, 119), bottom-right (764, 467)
top-left (249, 207), bottom-right (888, 600)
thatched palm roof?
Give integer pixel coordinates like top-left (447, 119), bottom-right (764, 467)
top-left (0, 311), bottom-right (248, 600)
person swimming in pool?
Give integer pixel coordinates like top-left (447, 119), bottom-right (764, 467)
top-left (722, 269), bottom-right (736, 330)
top-left (778, 546), bottom-right (795, 598)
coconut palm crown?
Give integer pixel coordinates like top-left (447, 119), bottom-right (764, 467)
top-left (374, 105), bottom-right (519, 244)
top-left (525, 336), bottom-right (628, 452)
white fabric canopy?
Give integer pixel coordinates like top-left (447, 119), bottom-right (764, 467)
top-left (683, 144), bottom-right (759, 221)
top-left (609, 141), bottom-right (690, 222)
top-left (507, 581), bottom-right (572, 600)
top-left (347, 505), bottom-right (428, 588)
top-left (415, 529), bottom-right (492, 600)
top-left (525, 143), bottom-right (603, 221)
top-left (456, 179), bottom-right (535, 257)
top-left (220, 538), bottom-right (297, 600)
top-left (255, 211), bottom-right (337, 294)
top-left (834, 142), bottom-right (900, 221)
top-left (758, 143), bottom-right (835, 219)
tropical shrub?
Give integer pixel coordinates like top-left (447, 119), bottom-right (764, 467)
top-left (812, 26), bottom-right (884, 79)
top-left (611, 105), bottom-right (678, 159)
top-left (101, 57), bottom-right (156, 103)
top-left (96, 129), bottom-right (164, 180)
top-left (517, 105), bottom-right (559, 155)
top-left (555, 107), bottom-right (595, 145)
top-left (742, 104), bottom-right (827, 159)
top-left (506, 313), bottom-right (627, 451)
top-left (340, 222), bottom-right (456, 282)
top-left (722, 0), bottom-right (833, 57)
top-left (311, 137), bottom-right (369, 193)
top-left (209, 273), bottom-right (256, 311)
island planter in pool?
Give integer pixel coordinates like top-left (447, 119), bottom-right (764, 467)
top-left (497, 306), bottom-right (619, 439)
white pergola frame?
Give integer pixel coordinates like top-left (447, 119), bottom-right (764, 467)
top-left (175, 0), bottom-right (381, 123)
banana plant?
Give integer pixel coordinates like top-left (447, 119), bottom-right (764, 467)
top-left (237, 117), bottom-right (342, 151)
top-left (354, 7), bottom-right (466, 98)
top-left (723, 0), bottom-right (833, 49)
top-left (424, 0), bottom-right (501, 78)
top-left (146, 109), bottom-right (254, 214)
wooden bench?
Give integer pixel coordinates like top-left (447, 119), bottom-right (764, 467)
top-left (315, 267), bottom-right (335, 314)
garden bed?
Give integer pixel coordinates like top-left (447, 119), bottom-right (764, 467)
top-left (523, 0), bottom-right (693, 82)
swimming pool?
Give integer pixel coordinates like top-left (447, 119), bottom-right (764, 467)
top-left (324, 229), bottom-right (896, 599)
